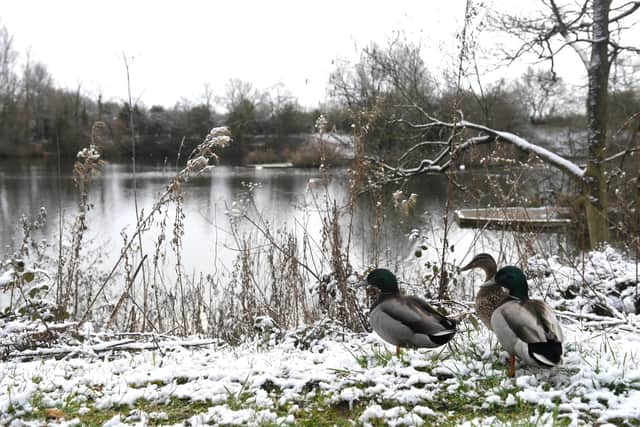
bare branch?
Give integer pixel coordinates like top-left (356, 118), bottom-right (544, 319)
top-left (566, 0), bottom-right (591, 27)
top-left (493, 0), bottom-right (640, 74)
top-left (550, 0), bottom-right (591, 66)
top-left (397, 140), bottom-right (449, 165)
top-left (388, 117), bottom-right (586, 181)
top-left (609, 1), bottom-right (640, 23)
top-left (608, 39), bottom-right (640, 54)
top-left (603, 147), bottom-right (640, 163)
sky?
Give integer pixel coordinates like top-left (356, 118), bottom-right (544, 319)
top-left (2, 1), bottom-right (638, 111)
top-left (0, 0), bottom-right (477, 109)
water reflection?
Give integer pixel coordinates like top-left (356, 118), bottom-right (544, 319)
top-left (0, 158), bottom-right (568, 282)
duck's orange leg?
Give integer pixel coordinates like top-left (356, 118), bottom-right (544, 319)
top-left (507, 355), bottom-right (516, 377)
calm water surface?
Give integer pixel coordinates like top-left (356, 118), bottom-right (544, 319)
top-left (0, 158), bottom-right (564, 280)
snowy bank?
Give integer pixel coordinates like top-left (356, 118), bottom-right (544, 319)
top-left (1, 247), bottom-right (639, 426)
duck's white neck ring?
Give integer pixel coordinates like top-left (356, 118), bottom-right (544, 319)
top-left (479, 279), bottom-right (497, 288)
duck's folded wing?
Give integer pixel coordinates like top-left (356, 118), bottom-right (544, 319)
top-left (380, 296), bottom-right (456, 336)
top-left (523, 299), bottom-right (563, 343)
top-left (493, 300), bottom-right (561, 344)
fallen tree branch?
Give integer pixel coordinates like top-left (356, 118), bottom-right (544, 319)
top-left (2, 338), bottom-right (220, 361)
top-left (556, 310), bottom-right (634, 325)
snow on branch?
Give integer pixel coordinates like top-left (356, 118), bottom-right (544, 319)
top-left (459, 120), bottom-right (586, 179)
top-left (380, 117), bottom-right (586, 181)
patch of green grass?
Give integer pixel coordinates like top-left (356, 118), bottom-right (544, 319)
top-left (20, 387), bottom-right (577, 427)
top-left (128, 379), bottom-right (167, 389)
top-left (603, 381), bottom-right (632, 396)
top-left (62, 392), bottom-right (82, 414)
top-left (71, 399), bottom-right (213, 426)
top-left (479, 374), bottom-right (502, 390)
top-left (278, 391), bottom-right (369, 427)
top-left (259, 378), bottom-right (282, 394)
top-left (275, 382), bottom-right (572, 427)
top-left (224, 371), bottom-right (253, 411)
top-left (72, 406), bottom-right (122, 426)
top-left (175, 376), bottom-right (190, 385)
top-left (352, 380), bottom-right (377, 390)
top-left (346, 343), bottom-right (402, 369)
top-left (431, 392), bottom-right (568, 427)
top-left (370, 344), bottom-right (397, 367)
top-left (141, 398), bottom-right (212, 424)
top-left (606, 417), bottom-right (640, 427)
top-left (23, 391), bottom-right (213, 427)
top-left (226, 390), bottom-right (253, 411)
top-left (428, 383), bottom-right (574, 427)
top-left (29, 390), bottom-right (44, 410)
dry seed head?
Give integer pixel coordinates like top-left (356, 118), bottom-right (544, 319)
top-left (186, 156), bottom-right (209, 174)
top-left (205, 126), bottom-right (232, 147)
top-left (315, 114), bottom-right (328, 134)
top-left (77, 144), bottom-right (101, 161)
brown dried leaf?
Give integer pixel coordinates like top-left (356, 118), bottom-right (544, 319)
top-left (45, 408), bottom-right (66, 419)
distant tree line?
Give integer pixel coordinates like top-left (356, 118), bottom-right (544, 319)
top-left (328, 35), bottom-right (640, 160)
top-left (0, 24), bottom-right (331, 164)
top-left (1, 23), bottom-right (638, 166)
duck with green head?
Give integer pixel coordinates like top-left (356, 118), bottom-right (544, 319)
top-left (459, 253), bottom-right (509, 330)
top-left (491, 266), bottom-right (563, 377)
top-left (360, 268), bottom-right (457, 357)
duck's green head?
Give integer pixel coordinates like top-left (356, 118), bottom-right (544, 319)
top-left (495, 266), bottom-right (529, 300)
top-left (366, 268), bottom-right (400, 295)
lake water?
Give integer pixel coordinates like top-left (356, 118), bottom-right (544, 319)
top-left (0, 158), bottom-right (567, 284)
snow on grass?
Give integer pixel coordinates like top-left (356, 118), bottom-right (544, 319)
top-left (527, 246), bottom-right (639, 318)
top-left (1, 320), bottom-right (639, 426)
top-left (1, 247), bottom-right (639, 426)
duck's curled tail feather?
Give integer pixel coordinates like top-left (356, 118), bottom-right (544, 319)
top-left (528, 341), bottom-right (562, 367)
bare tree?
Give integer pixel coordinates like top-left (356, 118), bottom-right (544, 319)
top-left (329, 35), bottom-right (439, 157)
top-left (330, 34), bottom-right (436, 111)
top-left (0, 24), bottom-right (17, 104)
top-left (202, 82), bottom-right (214, 112)
top-left (0, 23), bottom-right (18, 151)
top-left (491, 0), bottom-right (640, 246)
top-left (220, 78), bottom-right (258, 111)
top-left (17, 53), bottom-right (54, 144)
top-left (516, 67), bottom-right (566, 123)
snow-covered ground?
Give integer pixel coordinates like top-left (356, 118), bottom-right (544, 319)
top-left (1, 320), bottom-right (639, 426)
top-left (1, 247), bottom-right (639, 426)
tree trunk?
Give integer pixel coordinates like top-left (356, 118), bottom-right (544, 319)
top-left (584, 0), bottom-right (611, 247)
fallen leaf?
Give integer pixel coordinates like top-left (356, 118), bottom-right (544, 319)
top-left (45, 408), bottom-right (66, 419)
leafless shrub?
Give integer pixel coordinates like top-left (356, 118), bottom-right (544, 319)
top-left (77, 126), bottom-right (230, 329)
top-left (54, 143), bottom-right (105, 318)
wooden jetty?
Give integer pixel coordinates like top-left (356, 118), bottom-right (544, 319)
top-left (454, 206), bottom-right (573, 231)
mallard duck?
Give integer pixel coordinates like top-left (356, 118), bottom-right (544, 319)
top-left (360, 268), bottom-right (457, 356)
top-left (491, 266), bottom-right (563, 377)
top-left (459, 253), bottom-right (509, 330)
